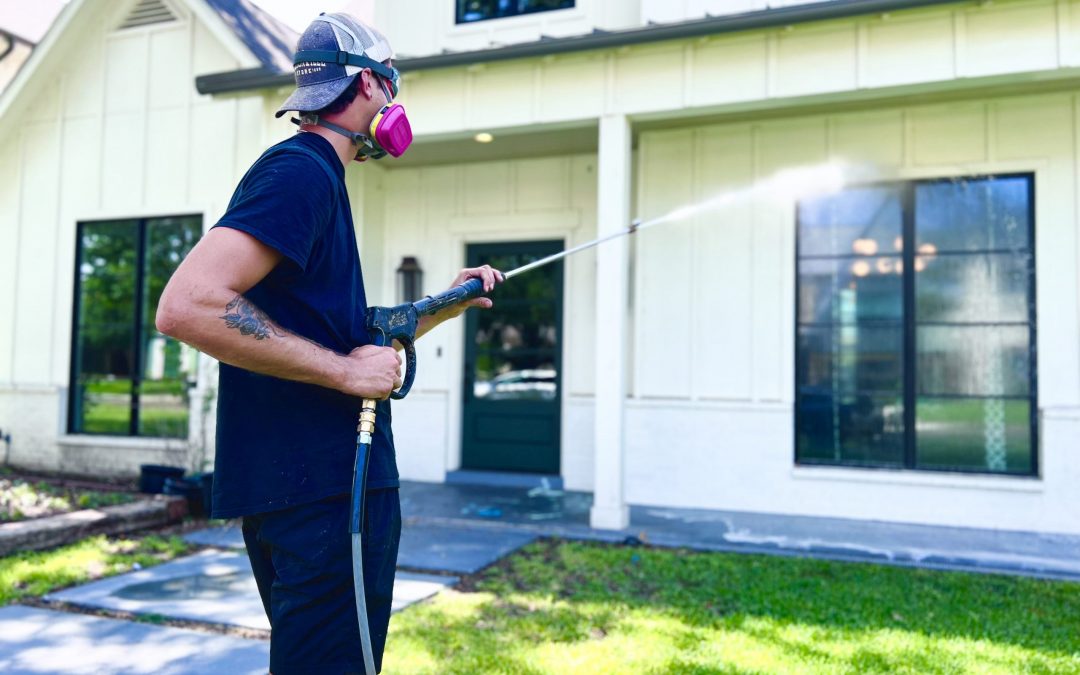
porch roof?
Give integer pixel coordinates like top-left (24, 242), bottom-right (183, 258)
top-left (194, 0), bottom-right (958, 96)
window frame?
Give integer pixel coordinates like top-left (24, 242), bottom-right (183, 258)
top-left (67, 214), bottom-right (201, 439)
top-left (793, 173), bottom-right (1038, 477)
top-left (454, 0), bottom-right (576, 25)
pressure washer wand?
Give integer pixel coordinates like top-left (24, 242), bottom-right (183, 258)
top-left (503, 219), bottom-right (643, 280)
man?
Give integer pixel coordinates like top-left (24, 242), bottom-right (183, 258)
top-left (156, 13), bottom-right (501, 674)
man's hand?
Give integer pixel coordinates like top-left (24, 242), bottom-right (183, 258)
top-left (438, 265), bottom-right (505, 319)
top-left (338, 345), bottom-right (403, 399)
top-left (408, 265), bottom-right (506, 345)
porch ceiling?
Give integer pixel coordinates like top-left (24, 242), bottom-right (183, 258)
top-left (391, 121), bottom-right (599, 168)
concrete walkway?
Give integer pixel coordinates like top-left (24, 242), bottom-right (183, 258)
top-left (0, 606), bottom-right (268, 674)
top-left (399, 480), bottom-right (1080, 581)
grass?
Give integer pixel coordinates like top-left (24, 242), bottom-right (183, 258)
top-left (385, 539), bottom-right (1080, 674)
top-left (0, 535), bottom-right (191, 606)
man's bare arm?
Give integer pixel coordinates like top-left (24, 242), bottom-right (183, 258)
top-left (156, 227), bottom-right (401, 399)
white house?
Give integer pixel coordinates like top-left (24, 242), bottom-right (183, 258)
top-left (1, 0), bottom-right (1078, 535)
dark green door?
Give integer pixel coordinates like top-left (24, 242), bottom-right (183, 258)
top-left (462, 240), bottom-right (564, 474)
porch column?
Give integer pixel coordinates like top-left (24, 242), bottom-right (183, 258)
top-left (590, 113), bottom-right (631, 531)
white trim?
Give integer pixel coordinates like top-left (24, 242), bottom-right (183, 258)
top-left (626, 398), bottom-right (789, 413)
top-left (1043, 406), bottom-right (1080, 421)
top-left (58, 434), bottom-right (189, 451)
top-left (791, 465), bottom-right (1045, 493)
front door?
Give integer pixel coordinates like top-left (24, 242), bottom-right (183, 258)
top-left (462, 240), bottom-right (564, 474)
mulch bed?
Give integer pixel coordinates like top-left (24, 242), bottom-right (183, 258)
top-left (0, 468), bottom-right (140, 523)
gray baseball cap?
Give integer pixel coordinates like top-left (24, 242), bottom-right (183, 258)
top-left (275, 13), bottom-right (395, 118)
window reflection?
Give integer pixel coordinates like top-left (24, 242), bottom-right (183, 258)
top-left (469, 246), bottom-right (561, 402)
top-left (71, 216), bottom-right (201, 438)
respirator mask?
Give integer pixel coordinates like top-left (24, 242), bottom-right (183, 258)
top-left (294, 73), bottom-right (413, 162)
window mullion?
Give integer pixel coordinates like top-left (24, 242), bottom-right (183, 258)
top-left (902, 183), bottom-right (917, 470)
top-left (131, 219), bottom-right (149, 437)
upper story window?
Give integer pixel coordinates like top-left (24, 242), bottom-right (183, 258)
top-left (795, 175), bottom-right (1037, 476)
top-left (456, 0), bottom-right (575, 24)
top-left (69, 216), bottom-right (202, 439)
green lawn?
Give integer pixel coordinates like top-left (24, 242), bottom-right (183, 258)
top-left (0, 535), bottom-right (191, 606)
top-left (386, 540), bottom-right (1080, 674)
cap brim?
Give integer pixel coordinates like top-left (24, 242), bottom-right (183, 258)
top-left (274, 75), bottom-right (354, 118)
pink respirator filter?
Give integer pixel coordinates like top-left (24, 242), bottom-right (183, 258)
top-left (373, 104), bottom-right (413, 158)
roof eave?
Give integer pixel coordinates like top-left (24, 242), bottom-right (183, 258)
top-left (195, 0), bottom-right (960, 96)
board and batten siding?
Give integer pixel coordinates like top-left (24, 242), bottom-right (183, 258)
top-left (0, 0), bottom-right (277, 472)
top-left (377, 155), bottom-right (599, 489)
top-left (630, 91), bottom-right (1080, 533)
top-left (398, 0), bottom-right (1080, 141)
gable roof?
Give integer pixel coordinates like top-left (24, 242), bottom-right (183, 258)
top-left (0, 0), bottom-right (298, 123)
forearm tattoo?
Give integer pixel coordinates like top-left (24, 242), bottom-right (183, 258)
top-left (221, 295), bottom-right (285, 340)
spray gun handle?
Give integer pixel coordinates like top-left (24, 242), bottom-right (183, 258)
top-left (364, 278), bottom-right (487, 401)
top-left (365, 305), bottom-right (419, 400)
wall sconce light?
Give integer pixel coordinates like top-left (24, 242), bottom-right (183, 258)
top-left (397, 256), bottom-right (423, 304)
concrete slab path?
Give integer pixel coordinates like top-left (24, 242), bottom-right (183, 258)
top-left (184, 522), bottom-right (536, 575)
top-left (46, 549), bottom-right (458, 630)
top-left (0, 606), bottom-right (268, 674)
top-left (399, 480), bottom-right (1080, 581)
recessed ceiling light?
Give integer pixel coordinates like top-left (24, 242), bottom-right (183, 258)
top-left (474, 132), bottom-right (494, 144)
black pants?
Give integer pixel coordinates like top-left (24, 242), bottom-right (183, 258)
top-left (242, 490), bottom-right (401, 674)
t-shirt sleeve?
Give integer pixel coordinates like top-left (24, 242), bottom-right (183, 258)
top-left (213, 150), bottom-right (335, 272)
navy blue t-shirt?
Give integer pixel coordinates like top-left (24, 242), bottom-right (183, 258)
top-left (210, 132), bottom-right (398, 519)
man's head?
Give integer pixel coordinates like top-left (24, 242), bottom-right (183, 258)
top-left (277, 13), bottom-right (411, 160)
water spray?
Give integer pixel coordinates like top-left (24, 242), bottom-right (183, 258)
top-left (506, 160), bottom-right (850, 280)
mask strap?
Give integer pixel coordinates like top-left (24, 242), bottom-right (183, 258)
top-left (292, 114), bottom-right (387, 160)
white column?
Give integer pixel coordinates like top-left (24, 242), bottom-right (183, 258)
top-left (590, 113), bottom-right (631, 531)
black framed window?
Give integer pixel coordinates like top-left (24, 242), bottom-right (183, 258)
top-left (69, 216), bottom-right (202, 438)
top-left (456, 0), bottom-right (574, 24)
top-left (796, 175), bottom-right (1036, 476)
